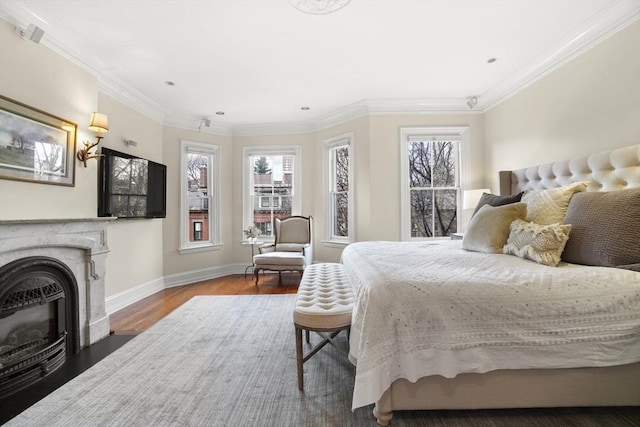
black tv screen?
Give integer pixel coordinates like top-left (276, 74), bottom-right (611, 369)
top-left (98, 148), bottom-right (167, 219)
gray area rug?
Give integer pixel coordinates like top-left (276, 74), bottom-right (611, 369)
top-left (7, 295), bottom-right (639, 427)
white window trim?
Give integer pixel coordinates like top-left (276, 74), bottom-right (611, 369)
top-left (242, 145), bottom-right (302, 242)
top-left (179, 140), bottom-right (222, 254)
top-left (322, 132), bottom-right (354, 246)
top-left (399, 127), bottom-right (469, 241)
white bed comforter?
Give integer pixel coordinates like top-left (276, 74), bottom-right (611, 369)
top-left (341, 240), bottom-right (640, 410)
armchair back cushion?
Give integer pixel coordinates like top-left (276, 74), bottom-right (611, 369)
top-left (275, 216), bottom-right (311, 246)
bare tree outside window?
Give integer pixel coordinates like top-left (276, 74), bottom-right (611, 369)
top-left (332, 146), bottom-right (349, 237)
top-left (408, 140), bottom-right (458, 237)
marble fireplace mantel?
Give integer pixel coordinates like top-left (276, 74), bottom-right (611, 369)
top-left (0, 218), bottom-right (116, 347)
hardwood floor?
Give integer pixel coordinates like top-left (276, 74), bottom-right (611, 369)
top-left (109, 272), bottom-right (300, 333)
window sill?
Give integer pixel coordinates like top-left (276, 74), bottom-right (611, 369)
top-left (321, 239), bottom-right (351, 248)
top-left (178, 243), bottom-right (223, 255)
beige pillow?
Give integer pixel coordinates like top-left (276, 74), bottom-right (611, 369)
top-left (522, 181), bottom-right (588, 225)
top-left (462, 202), bottom-right (527, 253)
top-left (503, 219), bottom-right (572, 267)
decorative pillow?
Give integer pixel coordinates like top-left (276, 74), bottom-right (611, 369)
top-left (562, 188), bottom-right (640, 270)
top-left (521, 181), bottom-right (588, 225)
top-left (472, 191), bottom-right (524, 217)
top-left (503, 219), bottom-right (572, 267)
top-left (462, 202), bottom-right (527, 253)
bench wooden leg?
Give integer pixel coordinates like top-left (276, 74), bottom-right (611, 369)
top-left (295, 326), bottom-right (304, 390)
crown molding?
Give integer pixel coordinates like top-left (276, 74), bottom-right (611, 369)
top-left (98, 76), bottom-right (170, 123)
top-left (481, 1), bottom-right (640, 111)
top-left (2, 0), bottom-right (638, 135)
top-left (163, 115), bottom-right (234, 136)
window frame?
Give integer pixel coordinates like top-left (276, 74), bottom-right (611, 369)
top-left (322, 132), bottom-right (354, 246)
top-left (179, 140), bottom-right (221, 253)
top-left (399, 127), bottom-right (469, 241)
top-left (242, 145), bottom-right (302, 242)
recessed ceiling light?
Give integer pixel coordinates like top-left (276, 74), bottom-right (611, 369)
top-left (487, 58), bottom-right (497, 64)
top-left (164, 80), bottom-right (175, 86)
top-left (301, 106), bottom-right (310, 110)
top-left (215, 111), bottom-right (225, 115)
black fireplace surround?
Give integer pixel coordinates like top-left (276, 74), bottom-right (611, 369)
top-left (0, 256), bottom-right (79, 399)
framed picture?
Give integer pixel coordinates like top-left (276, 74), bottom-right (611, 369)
top-left (0, 95), bottom-right (77, 186)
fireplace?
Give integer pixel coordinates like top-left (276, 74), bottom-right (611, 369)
top-left (0, 256), bottom-right (80, 398)
top-left (0, 218), bottom-right (113, 398)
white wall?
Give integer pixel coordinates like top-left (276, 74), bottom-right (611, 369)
top-left (0, 19), bottom-right (165, 299)
top-left (0, 19), bottom-right (97, 219)
top-left (484, 21), bottom-right (640, 193)
top-left (97, 94), bottom-right (165, 297)
top-left (161, 126), bottom-right (233, 278)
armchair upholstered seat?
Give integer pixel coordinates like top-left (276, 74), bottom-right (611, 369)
top-left (253, 216), bottom-right (313, 286)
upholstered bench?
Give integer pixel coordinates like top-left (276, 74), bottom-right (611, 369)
top-left (293, 262), bottom-right (354, 390)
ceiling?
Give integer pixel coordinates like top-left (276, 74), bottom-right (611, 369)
top-left (1, 0), bottom-right (639, 134)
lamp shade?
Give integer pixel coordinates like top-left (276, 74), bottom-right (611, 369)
top-left (463, 188), bottom-right (491, 210)
top-left (88, 112), bottom-right (109, 134)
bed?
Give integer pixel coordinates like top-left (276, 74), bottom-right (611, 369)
top-left (341, 144), bottom-right (640, 425)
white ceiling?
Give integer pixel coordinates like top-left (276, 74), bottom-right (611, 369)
top-left (1, 0), bottom-right (639, 134)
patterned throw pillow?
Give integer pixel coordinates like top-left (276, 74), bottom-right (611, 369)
top-left (521, 182), bottom-right (588, 225)
top-left (462, 203), bottom-right (527, 253)
top-left (503, 219), bottom-right (572, 267)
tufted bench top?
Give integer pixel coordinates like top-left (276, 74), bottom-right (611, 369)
top-left (293, 263), bottom-right (354, 330)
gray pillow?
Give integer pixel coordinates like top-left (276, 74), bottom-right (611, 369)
top-left (462, 202), bottom-right (527, 253)
top-left (472, 191), bottom-right (524, 217)
top-left (562, 188), bottom-right (640, 268)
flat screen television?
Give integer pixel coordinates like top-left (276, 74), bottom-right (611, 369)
top-left (98, 148), bottom-right (167, 219)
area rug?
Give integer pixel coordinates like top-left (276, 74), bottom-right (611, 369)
top-left (6, 295), bottom-right (640, 427)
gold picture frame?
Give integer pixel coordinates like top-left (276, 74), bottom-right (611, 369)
top-left (0, 95), bottom-right (77, 186)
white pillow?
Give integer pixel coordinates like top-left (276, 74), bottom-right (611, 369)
top-left (503, 219), bottom-right (572, 267)
top-left (521, 181), bottom-right (588, 225)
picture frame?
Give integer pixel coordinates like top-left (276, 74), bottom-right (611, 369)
top-left (0, 95), bottom-right (77, 186)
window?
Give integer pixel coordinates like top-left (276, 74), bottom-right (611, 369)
top-left (400, 127), bottom-right (467, 240)
top-left (243, 146), bottom-right (302, 239)
top-left (323, 133), bottom-right (354, 244)
top-left (180, 140), bottom-right (221, 253)
top-left (193, 221), bottom-right (203, 241)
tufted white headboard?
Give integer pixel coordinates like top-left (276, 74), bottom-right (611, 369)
top-left (499, 144), bottom-right (640, 195)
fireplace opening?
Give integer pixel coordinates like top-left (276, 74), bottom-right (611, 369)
top-left (0, 256), bottom-right (79, 399)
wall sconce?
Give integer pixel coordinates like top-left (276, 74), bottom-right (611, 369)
top-left (77, 112), bottom-right (109, 167)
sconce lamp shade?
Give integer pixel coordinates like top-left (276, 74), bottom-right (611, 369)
top-left (88, 112), bottom-right (109, 134)
top-left (77, 112), bottom-right (108, 167)
top-left (463, 188), bottom-right (491, 210)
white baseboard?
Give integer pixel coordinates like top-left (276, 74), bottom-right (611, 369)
top-left (105, 263), bottom-right (249, 315)
top-left (105, 277), bottom-right (165, 315)
top-left (163, 263), bottom-right (247, 288)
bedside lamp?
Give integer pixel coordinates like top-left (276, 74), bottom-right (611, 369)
top-left (463, 188), bottom-right (490, 211)
top-left (77, 112), bottom-right (109, 167)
